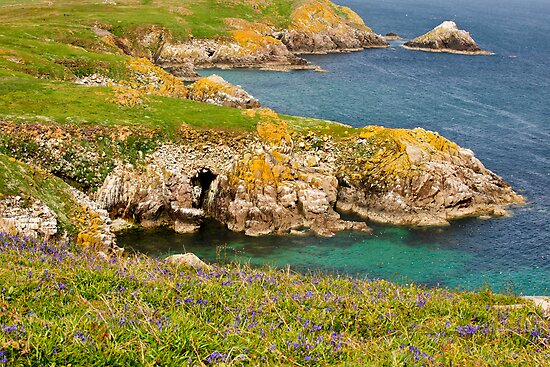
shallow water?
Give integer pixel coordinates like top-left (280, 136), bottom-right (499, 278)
top-left (119, 0), bottom-right (550, 295)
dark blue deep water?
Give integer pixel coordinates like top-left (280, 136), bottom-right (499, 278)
top-left (120, 0), bottom-right (550, 295)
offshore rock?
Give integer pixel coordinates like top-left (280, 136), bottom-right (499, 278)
top-left (384, 32), bottom-right (403, 41)
top-left (404, 21), bottom-right (490, 55)
top-left (186, 75), bottom-right (260, 109)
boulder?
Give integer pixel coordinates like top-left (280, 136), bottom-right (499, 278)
top-left (166, 253), bottom-right (210, 270)
top-left (186, 75), bottom-right (260, 109)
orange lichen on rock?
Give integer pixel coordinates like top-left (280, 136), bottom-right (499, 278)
top-left (289, 0), bottom-right (371, 33)
top-left (231, 29), bottom-right (281, 53)
top-left (186, 75), bottom-right (236, 101)
top-left (355, 126), bottom-right (461, 183)
top-left (111, 57), bottom-right (188, 106)
top-left (255, 108), bottom-right (292, 147)
top-left (233, 150), bottom-right (295, 187)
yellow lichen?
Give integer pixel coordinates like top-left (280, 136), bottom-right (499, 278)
top-left (289, 0), bottom-right (371, 33)
top-left (255, 108), bottom-right (292, 147)
top-left (352, 126), bottom-right (461, 185)
top-left (111, 57), bottom-right (188, 107)
top-left (186, 75), bottom-right (237, 101)
top-left (231, 29), bottom-right (280, 54)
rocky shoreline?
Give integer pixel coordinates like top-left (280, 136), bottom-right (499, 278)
top-left (0, 116), bottom-right (522, 242)
top-left (94, 0), bottom-right (389, 81)
top-left (0, 1), bottom-right (521, 245)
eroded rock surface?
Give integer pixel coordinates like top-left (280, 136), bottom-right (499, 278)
top-left (404, 21), bottom-right (490, 55)
top-left (281, 0), bottom-right (388, 53)
top-left (335, 127), bottom-right (520, 225)
top-left (93, 123), bottom-right (521, 236)
top-left (95, 0), bottom-right (387, 76)
top-left (0, 197), bottom-right (58, 240)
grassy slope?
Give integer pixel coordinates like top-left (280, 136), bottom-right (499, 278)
top-left (0, 234), bottom-right (548, 366)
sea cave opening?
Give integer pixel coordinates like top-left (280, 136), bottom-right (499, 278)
top-left (191, 168), bottom-right (216, 209)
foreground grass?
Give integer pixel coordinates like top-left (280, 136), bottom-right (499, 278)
top-left (0, 234), bottom-right (548, 366)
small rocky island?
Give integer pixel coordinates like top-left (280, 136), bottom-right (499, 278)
top-left (404, 21), bottom-right (491, 55)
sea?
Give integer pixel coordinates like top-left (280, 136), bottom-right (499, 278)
top-left (119, 0), bottom-right (550, 295)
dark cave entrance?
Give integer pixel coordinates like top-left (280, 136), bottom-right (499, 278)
top-left (191, 168), bottom-right (217, 209)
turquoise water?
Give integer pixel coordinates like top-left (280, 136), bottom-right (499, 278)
top-left (119, 0), bottom-right (550, 295)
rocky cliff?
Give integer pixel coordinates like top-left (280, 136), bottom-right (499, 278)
top-left (404, 21), bottom-right (490, 55)
top-left (96, 0), bottom-right (388, 79)
top-left (89, 116), bottom-right (521, 236)
top-left (1, 116), bottom-right (522, 238)
top-left (281, 0), bottom-right (388, 53)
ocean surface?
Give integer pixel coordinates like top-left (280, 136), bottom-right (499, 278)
top-left (119, 0), bottom-right (550, 295)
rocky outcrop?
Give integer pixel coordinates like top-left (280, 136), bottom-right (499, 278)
top-left (0, 197), bottom-right (58, 240)
top-left (384, 32), bottom-right (403, 41)
top-left (94, 162), bottom-right (203, 234)
top-left (96, 1), bottom-right (387, 75)
top-left (93, 122), bottom-right (521, 236)
top-left (404, 21), bottom-right (490, 55)
top-left (281, 0), bottom-right (388, 53)
top-left (186, 75), bottom-right (260, 109)
top-left (335, 127), bottom-right (522, 225)
top-left (68, 186), bottom-right (118, 251)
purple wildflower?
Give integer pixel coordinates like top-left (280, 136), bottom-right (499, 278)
top-left (457, 324), bottom-right (481, 337)
top-left (74, 331), bottom-right (89, 343)
top-left (0, 350), bottom-right (6, 364)
top-left (1, 325), bottom-right (17, 334)
top-left (205, 351), bottom-right (227, 364)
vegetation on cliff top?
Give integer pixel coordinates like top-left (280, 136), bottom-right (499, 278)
top-left (0, 233), bottom-right (548, 366)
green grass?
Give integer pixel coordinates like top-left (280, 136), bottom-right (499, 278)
top-left (0, 234), bottom-right (548, 366)
top-left (0, 69), bottom-right (264, 132)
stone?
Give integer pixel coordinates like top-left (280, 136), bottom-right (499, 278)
top-left (522, 296), bottom-right (550, 315)
top-left (111, 218), bottom-right (135, 233)
top-left (186, 75), bottom-right (260, 109)
top-left (166, 253), bottom-right (210, 270)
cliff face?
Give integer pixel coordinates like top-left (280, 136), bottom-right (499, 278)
top-left (404, 21), bottom-right (490, 55)
top-left (335, 127), bottom-right (520, 225)
top-left (281, 0), bottom-right (388, 53)
top-left (1, 117), bottom-right (522, 238)
top-left (89, 120), bottom-right (521, 236)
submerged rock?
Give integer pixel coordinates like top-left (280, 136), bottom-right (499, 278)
top-left (404, 21), bottom-right (490, 54)
top-left (384, 32), bottom-right (403, 41)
